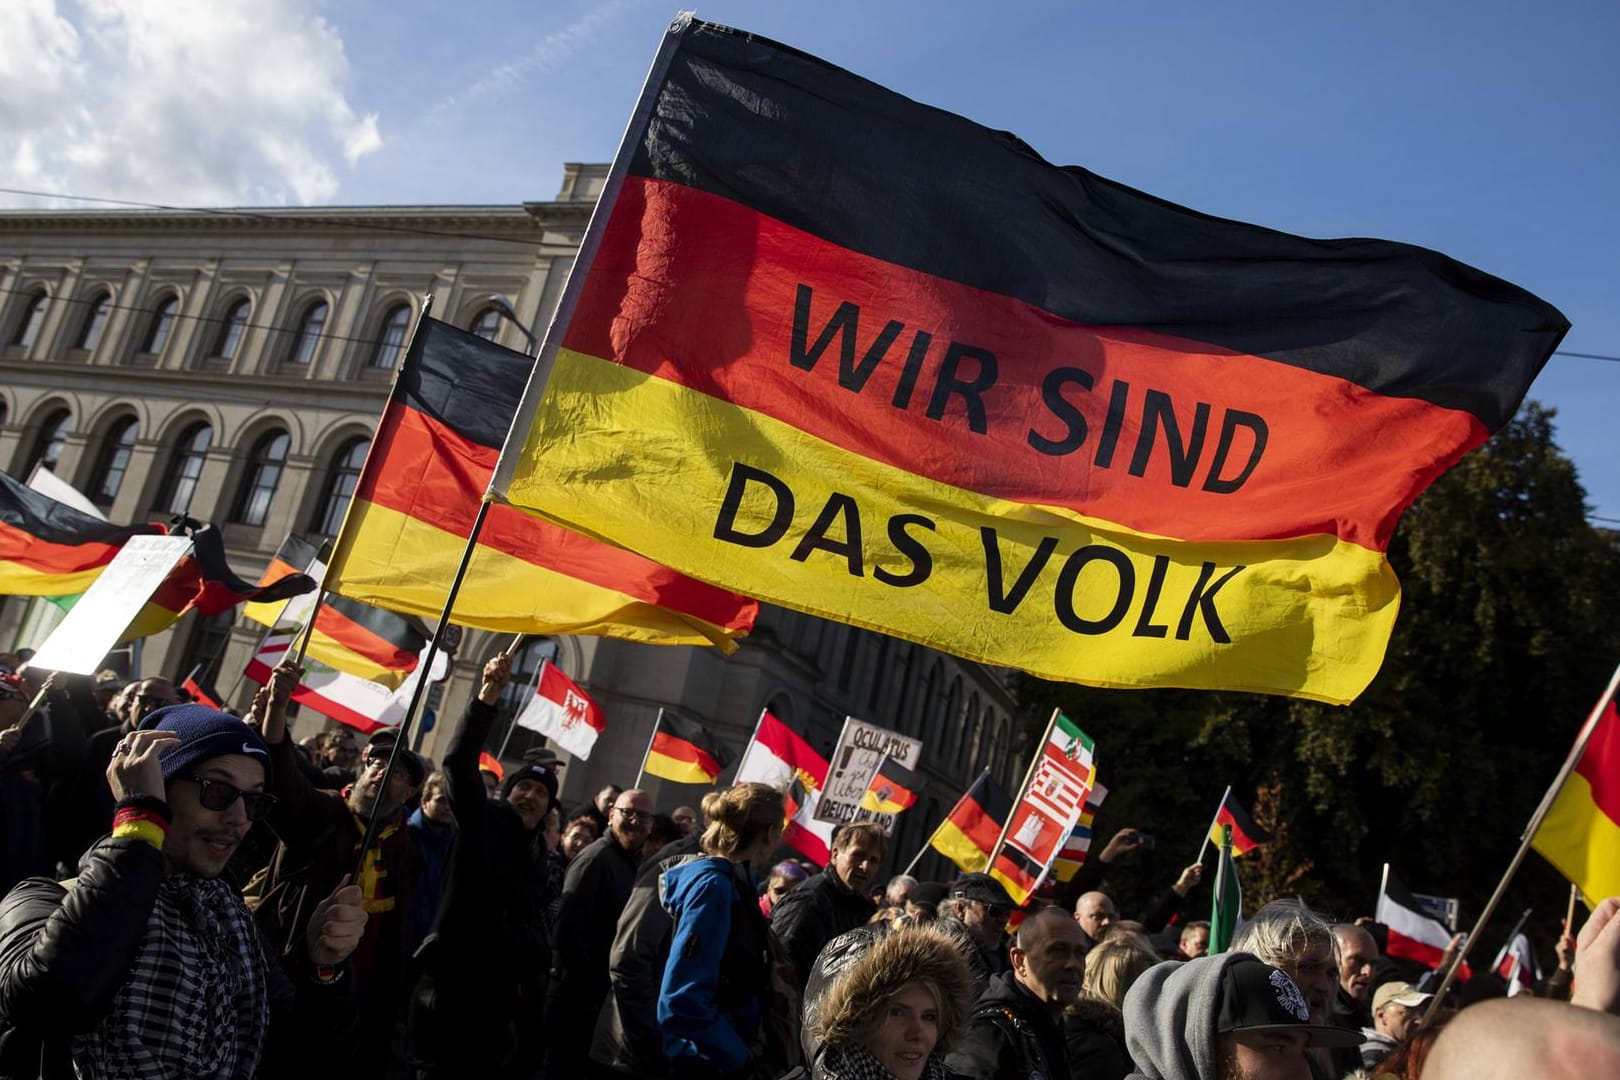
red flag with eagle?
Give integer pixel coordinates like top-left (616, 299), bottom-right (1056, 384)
top-left (514, 660), bottom-right (606, 760)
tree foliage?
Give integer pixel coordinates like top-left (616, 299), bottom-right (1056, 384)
top-left (1017, 403), bottom-right (1620, 947)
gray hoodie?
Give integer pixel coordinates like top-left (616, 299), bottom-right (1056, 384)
top-left (1122, 952), bottom-right (1249, 1080)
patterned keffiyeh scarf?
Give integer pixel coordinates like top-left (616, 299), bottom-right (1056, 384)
top-left (73, 874), bottom-right (270, 1079)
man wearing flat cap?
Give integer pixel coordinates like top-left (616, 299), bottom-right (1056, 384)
top-left (249, 659), bottom-right (425, 1080)
top-left (0, 702), bottom-right (366, 1077)
top-left (938, 872), bottom-right (1016, 996)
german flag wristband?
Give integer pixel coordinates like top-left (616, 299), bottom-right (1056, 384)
top-left (112, 805), bottom-right (170, 852)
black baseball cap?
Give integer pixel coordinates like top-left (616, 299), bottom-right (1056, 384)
top-left (948, 872), bottom-right (1014, 909)
top-left (1216, 956), bottom-right (1362, 1048)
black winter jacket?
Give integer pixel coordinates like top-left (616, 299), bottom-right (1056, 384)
top-left (945, 972), bottom-right (1071, 1080)
top-left (769, 870), bottom-right (875, 987)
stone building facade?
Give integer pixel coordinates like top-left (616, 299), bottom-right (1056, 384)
top-left (0, 165), bottom-right (1024, 874)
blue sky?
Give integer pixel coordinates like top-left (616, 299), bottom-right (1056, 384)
top-left (7, 1), bottom-right (1616, 523)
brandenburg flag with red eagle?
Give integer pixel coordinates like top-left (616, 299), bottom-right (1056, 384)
top-left (490, 16), bottom-right (1566, 704)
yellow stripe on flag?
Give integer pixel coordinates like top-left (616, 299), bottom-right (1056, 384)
top-left (929, 820), bottom-right (993, 874)
top-left (328, 499), bottom-right (738, 650)
top-left (1533, 769), bottom-right (1620, 907)
top-left (644, 753), bottom-right (718, 785)
top-left (502, 349), bottom-right (1400, 703)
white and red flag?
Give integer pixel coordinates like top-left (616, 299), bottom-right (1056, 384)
top-left (735, 710), bottom-right (837, 864)
top-left (1491, 931), bottom-right (1540, 996)
top-left (514, 660), bottom-right (606, 760)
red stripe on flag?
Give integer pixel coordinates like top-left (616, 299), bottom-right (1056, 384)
top-left (649, 731), bottom-right (723, 780)
top-left (563, 175), bottom-right (1485, 552)
top-left (1574, 700), bottom-right (1620, 828)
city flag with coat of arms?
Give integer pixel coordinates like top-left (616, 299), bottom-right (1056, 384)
top-left (515, 661), bottom-right (606, 760)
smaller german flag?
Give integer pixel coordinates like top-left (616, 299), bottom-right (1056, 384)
top-left (643, 710), bottom-right (730, 785)
top-left (860, 756), bottom-right (920, 815)
top-left (1207, 788), bottom-right (1272, 856)
top-left (928, 770), bottom-right (1013, 874)
top-left (0, 469), bottom-right (162, 596)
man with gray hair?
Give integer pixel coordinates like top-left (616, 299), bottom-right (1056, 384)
top-left (883, 872), bottom-right (918, 907)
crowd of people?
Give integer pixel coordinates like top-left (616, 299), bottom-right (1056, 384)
top-left (0, 649), bottom-right (1616, 1079)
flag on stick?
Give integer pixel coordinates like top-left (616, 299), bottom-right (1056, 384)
top-left (860, 755), bottom-right (921, 815)
top-left (1532, 699), bottom-right (1620, 907)
top-left (1492, 931), bottom-right (1540, 996)
top-left (324, 316), bottom-right (757, 650)
top-left (1210, 824), bottom-right (1242, 953)
top-left (1206, 788), bottom-right (1272, 857)
top-left (1377, 868), bottom-right (1470, 978)
top-left (990, 711), bottom-right (1095, 904)
top-left (514, 661), bottom-right (606, 760)
top-left (735, 711), bottom-right (836, 863)
top-left (928, 770), bottom-right (1014, 874)
top-left (491, 16), bottom-right (1568, 705)
top-left (121, 522), bottom-right (314, 641)
top-left (642, 709), bottom-right (728, 784)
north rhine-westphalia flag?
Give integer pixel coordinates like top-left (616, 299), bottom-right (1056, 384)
top-left (324, 316), bottom-right (757, 651)
top-left (1206, 788), bottom-right (1272, 856)
top-left (860, 755), bottom-right (921, 815)
top-left (122, 521), bottom-right (315, 641)
top-left (928, 769), bottom-right (1014, 874)
top-left (1532, 698), bottom-right (1620, 907)
top-left (991, 712), bottom-right (1096, 904)
top-left (735, 711), bottom-right (836, 863)
top-left (643, 709), bottom-right (730, 784)
top-left (1377, 868), bottom-right (1470, 979)
top-left (1052, 781), bottom-right (1109, 883)
top-left (243, 535), bottom-right (425, 688)
top-left (491, 17), bottom-right (1567, 705)
top-left (1491, 931), bottom-right (1540, 997)
top-left (514, 660), bottom-right (606, 760)
top-left (0, 468), bottom-right (162, 596)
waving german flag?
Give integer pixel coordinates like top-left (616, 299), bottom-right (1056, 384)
top-left (325, 317), bottom-right (756, 651)
top-left (861, 756), bottom-right (920, 815)
top-left (642, 710), bottom-right (729, 785)
top-left (0, 469), bottom-right (161, 595)
top-left (492, 18), bottom-right (1566, 704)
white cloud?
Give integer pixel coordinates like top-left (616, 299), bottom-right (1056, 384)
top-left (0, 0), bottom-right (381, 207)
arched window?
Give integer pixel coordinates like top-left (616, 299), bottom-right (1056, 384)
top-left (312, 436), bottom-right (368, 536)
top-left (0, 400), bottom-right (8, 429)
top-left (371, 304), bottom-right (410, 369)
top-left (89, 416), bottom-right (138, 508)
top-left (27, 409), bottom-right (71, 474)
top-left (287, 301), bottom-right (328, 365)
top-left (232, 430), bottom-right (290, 526)
top-left (212, 299), bottom-right (250, 360)
top-left (76, 293), bottom-right (112, 351)
top-left (11, 293), bottom-right (48, 349)
top-left (156, 422), bottom-right (212, 515)
top-left (141, 296), bottom-right (179, 354)
top-left (470, 307), bottom-right (502, 342)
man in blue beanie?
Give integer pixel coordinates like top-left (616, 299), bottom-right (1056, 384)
top-left (0, 702), bottom-right (367, 1078)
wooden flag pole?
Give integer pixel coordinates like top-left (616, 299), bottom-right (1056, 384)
top-left (1195, 784), bottom-right (1232, 866)
top-left (987, 709), bottom-right (1058, 867)
top-left (350, 499), bottom-right (492, 882)
top-left (1420, 655), bottom-right (1620, 1025)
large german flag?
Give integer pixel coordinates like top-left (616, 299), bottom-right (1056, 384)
top-left (643, 709), bottom-right (730, 785)
top-left (325, 317), bottom-right (757, 651)
top-left (0, 469), bottom-right (161, 595)
top-left (243, 535), bottom-right (424, 687)
top-left (493, 18), bottom-right (1567, 704)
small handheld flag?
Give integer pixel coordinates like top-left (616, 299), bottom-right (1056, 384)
top-left (641, 709), bottom-right (729, 785)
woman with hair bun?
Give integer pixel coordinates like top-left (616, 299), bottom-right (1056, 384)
top-left (658, 782), bottom-right (785, 1078)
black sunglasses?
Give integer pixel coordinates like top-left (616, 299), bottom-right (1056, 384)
top-left (178, 776), bottom-right (277, 821)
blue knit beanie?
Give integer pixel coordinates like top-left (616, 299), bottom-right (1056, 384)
top-left (139, 703), bottom-right (273, 785)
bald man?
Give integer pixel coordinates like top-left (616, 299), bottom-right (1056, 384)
top-left (1425, 998), bottom-right (1620, 1079)
top-left (1074, 891), bottom-right (1117, 947)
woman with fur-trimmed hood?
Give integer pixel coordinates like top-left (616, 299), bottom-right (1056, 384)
top-left (808, 925), bottom-right (973, 1080)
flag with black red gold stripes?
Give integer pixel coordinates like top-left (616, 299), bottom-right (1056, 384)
top-left (492, 16), bottom-right (1567, 704)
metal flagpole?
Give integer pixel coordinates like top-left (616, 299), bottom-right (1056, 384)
top-left (1420, 655), bottom-right (1620, 1024)
top-left (987, 708), bottom-right (1058, 867)
top-left (634, 708), bottom-right (664, 788)
top-left (495, 656), bottom-right (545, 761)
top-left (1195, 785), bottom-right (1232, 866)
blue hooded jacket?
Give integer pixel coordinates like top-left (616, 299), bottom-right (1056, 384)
top-left (658, 855), bottom-right (767, 1073)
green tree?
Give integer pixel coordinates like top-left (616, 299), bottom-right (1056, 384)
top-left (1019, 403), bottom-right (1620, 942)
